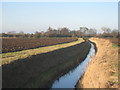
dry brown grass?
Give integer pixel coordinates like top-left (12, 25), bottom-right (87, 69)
top-left (77, 38), bottom-right (118, 88)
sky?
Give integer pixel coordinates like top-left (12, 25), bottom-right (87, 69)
top-left (1, 2), bottom-right (118, 33)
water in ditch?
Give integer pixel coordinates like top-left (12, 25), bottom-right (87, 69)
top-left (51, 43), bottom-right (95, 88)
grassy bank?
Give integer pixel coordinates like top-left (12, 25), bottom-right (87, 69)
top-left (2, 38), bottom-right (83, 65)
top-left (2, 40), bottom-right (91, 88)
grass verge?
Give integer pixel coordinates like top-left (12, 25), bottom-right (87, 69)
top-left (112, 43), bottom-right (120, 48)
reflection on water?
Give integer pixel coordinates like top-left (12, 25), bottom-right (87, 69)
top-left (51, 43), bottom-right (95, 88)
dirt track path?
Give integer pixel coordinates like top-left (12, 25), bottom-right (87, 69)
top-left (77, 38), bottom-right (118, 88)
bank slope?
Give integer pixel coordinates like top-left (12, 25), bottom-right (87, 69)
top-left (2, 40), bottom-right (91, 88)
top-left (77, 38), bottom-right (118, 88)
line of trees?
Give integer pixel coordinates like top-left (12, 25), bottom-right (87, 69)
top-left (1, 26), bottom-right (119, 38)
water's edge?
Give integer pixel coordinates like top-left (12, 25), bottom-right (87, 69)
top-left (51, 41), bottom-right (96, 88)
top-left (75, 40), bottom-right (97, 88)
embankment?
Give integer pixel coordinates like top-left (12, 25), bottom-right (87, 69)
top-left (2, 41), bottom-right (91, 88)
top-left (77, 38), bottom-right (118, 88)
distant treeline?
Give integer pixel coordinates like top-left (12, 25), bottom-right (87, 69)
top-left (1, 26), bottom-right (119, 38)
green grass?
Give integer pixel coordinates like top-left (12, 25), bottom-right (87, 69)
top-left (112, 43), bottom-right (120, 48)
top-left (2, 38), bottom-right (84, 65)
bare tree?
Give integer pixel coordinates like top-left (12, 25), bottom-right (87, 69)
top-left (7, 31), bottom-right (16, 37)
top-left (34, 31), bottom-right (41, 38)
top-left (18, 31), bottom-right (24, 35)
top-left (79, 27), bottom-right (89, 37)
top-left (87, 28), bottom-right (96, 36)
top-left (101, 27), bottom-right (111, 34)
top-left (111, 29), bottom-right (119, 38)
top-left (7, 31), bottom-right (16, 34)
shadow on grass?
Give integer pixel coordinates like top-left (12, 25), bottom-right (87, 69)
top-left (2, 41), bottom-right (91, 88)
